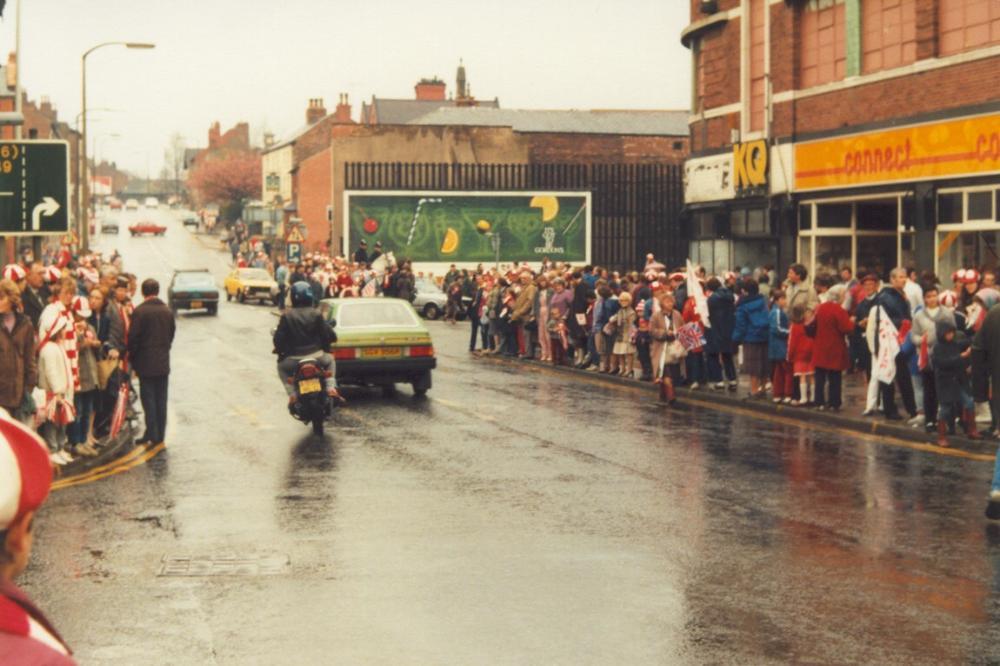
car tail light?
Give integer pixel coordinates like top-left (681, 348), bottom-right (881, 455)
top-left (333, 348), bottom-right (356, 360)
top-left (408, 345), bottom-right (435, 357)
top-left (299, 364), bottom-right (320, 378)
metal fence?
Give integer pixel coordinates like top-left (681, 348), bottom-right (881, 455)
top-left (344, 162), bottom-right (685, 272)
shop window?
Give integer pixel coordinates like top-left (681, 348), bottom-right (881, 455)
top-left (695, 212), bottom-right (716, 238)
top-left (800, 0), bottom-right (847, 89)
top-left (862, 0), bottom-right (917, 74)
top-left (734, 239), bottom-right (777, 274)
top-left (938, 192), bottom-right (964, 224)
top-left (938, 230), bottom-right (1000, 281)
top-left (856, 200), bottom-right (898, 231)
top-left (939, 0), bottom-right (1000, 56)
top-left (798, 236), bottom-right (812, 276)
top-left (996, 190), bottom-right (1000, 221)
top-left (968, 191), bottom-right (993, 221)
top-left (857, 236), bottom-right (896, 280)
top-left (901, 196), bottom-right (915, 230)
top-left (817, 203), bottom-right (852, 228)
top-left (730, 210), bottom-right (746, 236)
top-left (815, 236), bottom-right (852, 277)
top-left (747, 209), bottom-right (768, 235)
top-left (799, 205), bottom-right (814, 231)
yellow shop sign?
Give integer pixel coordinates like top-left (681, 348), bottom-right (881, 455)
top-left (733, 139), bottom-right (768, 194)
top-left (794, 112), bottom-right (1000, 191)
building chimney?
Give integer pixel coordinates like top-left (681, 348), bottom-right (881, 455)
top-left (208, 121), bottom-right (221, 149)
top-left (306, 98), bottom-right (327, 125)
top-left (414, 78), bottom-right (446, 101)
top-left (334, 93), bottom-right (352, 123)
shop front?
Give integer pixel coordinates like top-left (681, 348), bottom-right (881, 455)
top-left (792, 109), bottom-right (1000, 280)
top-left (684, 140), bottom-right (782, 275)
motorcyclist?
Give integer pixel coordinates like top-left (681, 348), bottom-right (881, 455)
top-left (273, 282), bottom-right (344, 405)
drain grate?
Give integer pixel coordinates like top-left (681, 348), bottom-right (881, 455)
top-left (158, 554), bottom-right (290, 577)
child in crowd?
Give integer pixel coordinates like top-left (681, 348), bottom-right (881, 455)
top-left (768, 290), bottom-right (793, 403)
top-left (610, 292), bottom-right (638, 377)
top-left (933, 320), bottom-right (980, 447)
top-left (787, 303), bottom-right (815, 406)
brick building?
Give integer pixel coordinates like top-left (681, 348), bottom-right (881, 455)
top-left (682, 0), bottom-right (1000, 279)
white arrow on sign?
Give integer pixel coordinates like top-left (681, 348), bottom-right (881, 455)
top-left (31, 196), bottom-right (60, 231)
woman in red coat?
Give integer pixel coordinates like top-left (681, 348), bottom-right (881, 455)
top-left (812, 280), bottom-right (855, 411)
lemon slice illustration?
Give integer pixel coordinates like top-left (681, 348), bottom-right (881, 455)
top-left (530, 195), bottom-right (559, 222)
top-left (441, 228), bottom-right (459, 254)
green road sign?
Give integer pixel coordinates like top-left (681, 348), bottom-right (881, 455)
top-left (0, 140), bottom-right (70, 236)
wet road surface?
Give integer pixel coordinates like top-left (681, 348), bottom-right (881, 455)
top-left (22, 209), bottom-right (1000, 664)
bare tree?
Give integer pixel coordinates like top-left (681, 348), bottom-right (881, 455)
top-left (164, 132), bottom-right (187, 196)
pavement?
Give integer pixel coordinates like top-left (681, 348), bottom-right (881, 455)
top-left (474, 352), bottom-right (998, 457)
top-left (21, 208), bottom-right (1000, 664)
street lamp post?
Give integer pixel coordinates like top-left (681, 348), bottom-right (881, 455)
top-left (80, 41), bottom-right (154, 251)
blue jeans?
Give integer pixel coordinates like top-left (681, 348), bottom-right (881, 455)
top-left (68, 390), bottom-right (96, 445)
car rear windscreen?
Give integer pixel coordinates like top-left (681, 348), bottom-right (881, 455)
top-left (175, 273), bottom-right (215, 288)
top-left (337, 301), bottom-right (419, 328)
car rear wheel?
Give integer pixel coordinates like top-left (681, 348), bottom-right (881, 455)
top-left (422, 303), bottom-right (441, 320)
top-left (411, 370), bottom-right (432, 396)
top-left (207, 304), bottom-right (218, 316)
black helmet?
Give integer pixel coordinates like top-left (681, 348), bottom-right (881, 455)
top-left (290, 281), bottom-right (314, 307)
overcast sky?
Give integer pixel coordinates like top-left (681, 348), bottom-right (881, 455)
top-left (0, 0), bottom-right (691, 174)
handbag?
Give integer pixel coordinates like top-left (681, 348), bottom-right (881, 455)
top-left (664, 340), bottom-right (687, 365)
top-left (97, 358), bottom-right (119, 389)
top-left (602, 319), bottom-right (618, 337)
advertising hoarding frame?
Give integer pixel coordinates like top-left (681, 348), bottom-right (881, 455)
top-left (0, 139), bottom-right (71, 237)
top-left (343, 189), bottom-right (592, 268)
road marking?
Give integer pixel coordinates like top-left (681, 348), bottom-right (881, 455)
top-left (52, 443), bottom-right (166, 490)
top-left (475, 357), bottom-right (996, 463)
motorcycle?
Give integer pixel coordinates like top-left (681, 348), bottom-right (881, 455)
top-left (288, 358), bottom-right (336, 436)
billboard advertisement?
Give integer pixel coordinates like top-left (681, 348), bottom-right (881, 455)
top-left (344, 191), bottom-right (591, 265)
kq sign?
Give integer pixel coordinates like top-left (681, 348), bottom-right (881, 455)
top-left (733, 140), bottom-right (768, 196)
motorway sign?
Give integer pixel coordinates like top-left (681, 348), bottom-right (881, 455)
top-left (0, 140), bottom-right (70, 236)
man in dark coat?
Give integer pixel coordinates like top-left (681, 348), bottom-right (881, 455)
top-left (368, 240), bottom-right (383, 265)
top-left (973, 305), bottom-right (1000, 518)
top-left (873, 267), bottom-right (917, 420)
top-left (20, 262), bottom-right (49, 330)
top-left (127, 279), bottom-right (176, 447)
top-left (705, 278), bottom-right (737, 389)
top-left (353, 240), bottom-right (369, 266)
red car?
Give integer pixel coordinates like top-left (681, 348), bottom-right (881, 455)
top-left (129, 221), bottom-right (167, 237)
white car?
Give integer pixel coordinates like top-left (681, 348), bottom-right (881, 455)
top-left (125, 198), bottom-right (139, 210)
top-left (413, 278), bottom-right (447, 320)
top-left (144, 197), bottom-right (160, 208)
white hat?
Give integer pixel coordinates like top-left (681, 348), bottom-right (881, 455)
top-left (44, 266), bottom-right (62, 283)
top-left (0, 408), bottom-right (52, 531)
top-left (2, 264), bottom-right (27, 282)
top-left (38, 303), bottom-right (70, 341)
top-left (71, 295), bottom-right (92, 319)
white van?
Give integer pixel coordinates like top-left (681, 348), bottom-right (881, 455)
top-left (144, 197), bottom-right (160, 208)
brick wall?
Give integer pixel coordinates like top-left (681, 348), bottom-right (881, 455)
top-left (297, 147), bottom-right (332, 252)
top-left (528, 133), bottom-right (688, 164)
top-left (293, 115), bottom-right (355, 165)
top-left (775, 54), bottom-right (1000, 137)
top-left (701, 19), bottom-right (741, 110)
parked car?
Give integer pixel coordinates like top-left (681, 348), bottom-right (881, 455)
top-left (168, 269), bottom-right (219, 315)
top-left (413, 278), bottom-right (447, 320)
top-left (144, 196), bottom-right (160, 208)
top-left (182, 216), bottom-right (199, 229)
top-left (129, 221), bottom-right (167, 236)
top-left (320, 298), bottom-right (435, 396)
top-left (100, 219), bottom-right (119, 234)
top-left (108, 198), bottom-right (123, 211)
top-left (224, 267), bottom-right (279, 304)
top-left (125, 198), bottom-right (139, 210)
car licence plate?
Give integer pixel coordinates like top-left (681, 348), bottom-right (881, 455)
top-left (361, 347), bottom-right (401, 359)
top-left (190, 301), bottom-right (203, 309)
top-left (298, 378), bottom-right (322, 394)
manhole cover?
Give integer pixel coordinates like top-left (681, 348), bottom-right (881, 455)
top-left (158, 554), bottom-right (290, 577)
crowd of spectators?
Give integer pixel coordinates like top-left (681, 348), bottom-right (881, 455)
top-left (1, 247), bottom-right (138, 467)
top-left (466, 255), bottom-right (1000, 448)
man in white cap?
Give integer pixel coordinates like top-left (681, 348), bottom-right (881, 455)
top-left (0, 409), bottom-right (76, 663)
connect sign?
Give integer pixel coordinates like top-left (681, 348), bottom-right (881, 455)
top-left (0, 140), bottom-right (70, 236)
top-left (732, 140), bottom-right (768, 195)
